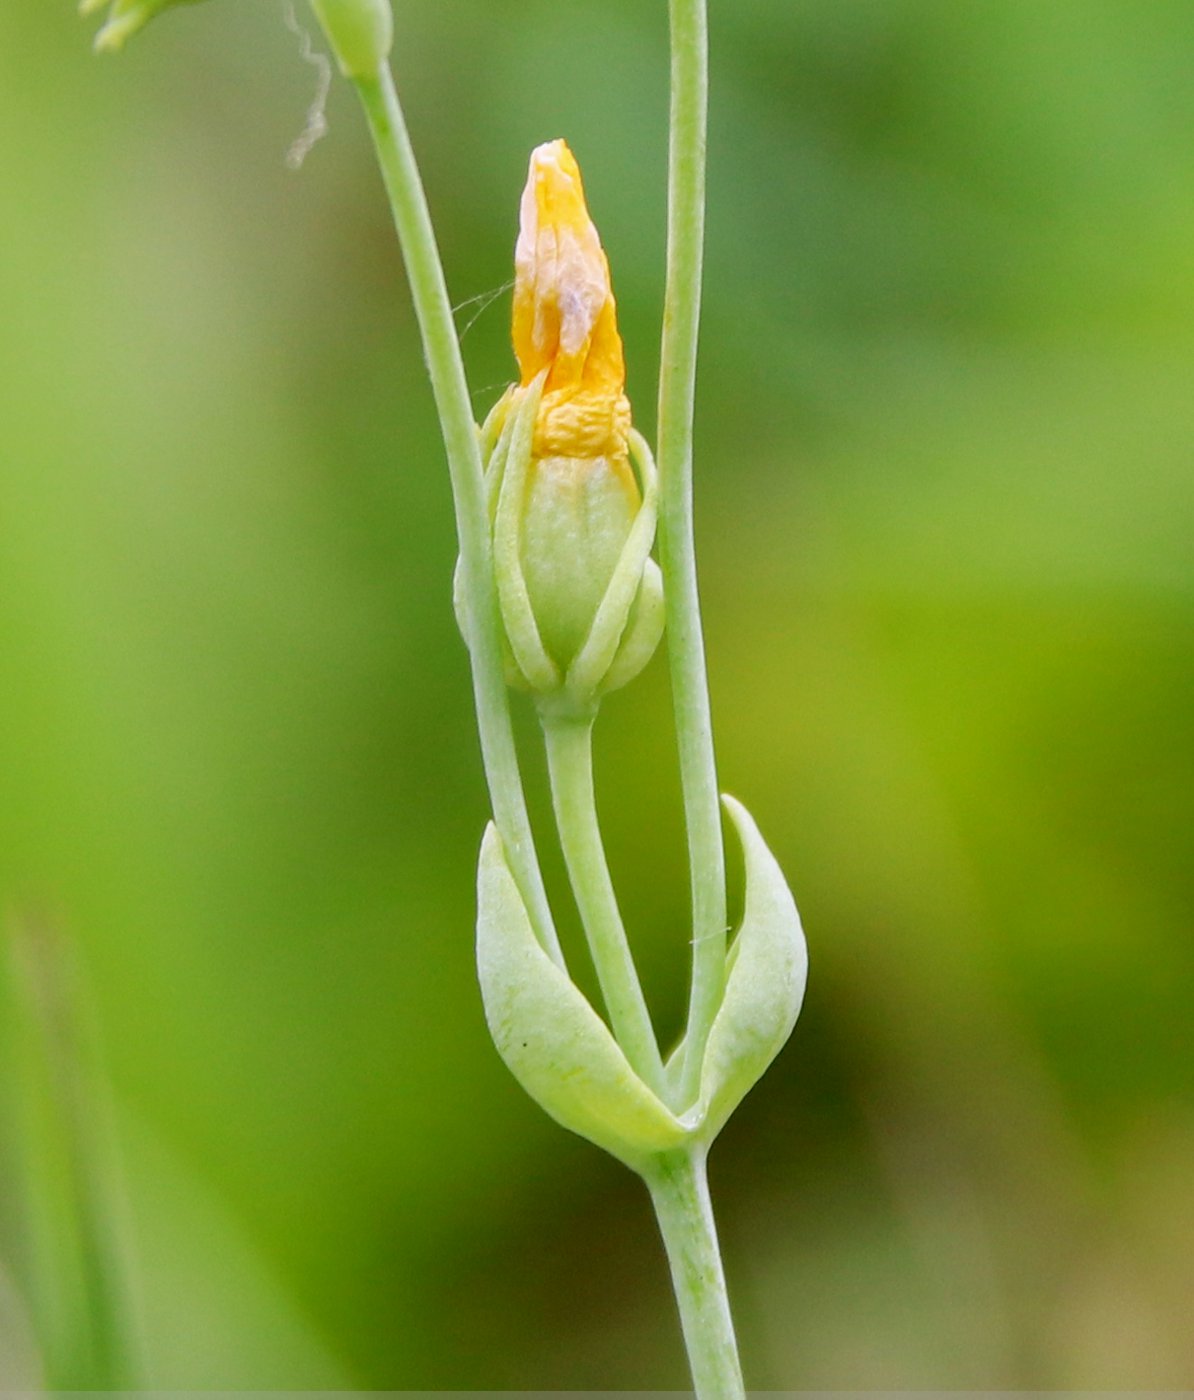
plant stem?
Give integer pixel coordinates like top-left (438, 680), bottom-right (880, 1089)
top-left (352, 67), bottom-right (562, 968)
top-left (658, 0), bottom-right (726, 1106)
top-left (541, 714), bottom-right (667, 1097)
top-left (646, 1148), bottom-right (744, 1399)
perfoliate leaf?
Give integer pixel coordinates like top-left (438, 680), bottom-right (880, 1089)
top-left (692, 795), bottom-right (808, 1141)
top-left (476, 825), bottom-right (687, 1169)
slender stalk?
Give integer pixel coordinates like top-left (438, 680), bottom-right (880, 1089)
top-left (541, 715), bottom-right (666, 1097)
top-left (646, 1148), bottom-right (744, 1400)
top-left (352, 67), bottom-right (562, 967)
top-left (657, 0), bottom-right (726, 1105)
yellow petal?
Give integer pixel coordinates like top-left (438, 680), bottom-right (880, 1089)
top-left (512, 140), bottom-right (630, 459)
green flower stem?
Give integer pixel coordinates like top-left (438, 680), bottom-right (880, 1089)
top-left (654, 12), bottom-right (745, 1388)
top-left (541, 714), bottom-right (667, 1097)
top-left (352, 66), bottom-right (562, 968)
top-left (658, 0), bottom-right (726, 1108)
top-left (646, 1148), bottom-right (744, 1400)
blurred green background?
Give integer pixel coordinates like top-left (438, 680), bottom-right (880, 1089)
top-left (2, 0), bottom-right (1193, 1388)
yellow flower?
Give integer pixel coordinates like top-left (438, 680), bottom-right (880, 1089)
top-left (512, 140), bottom-right (632, 463)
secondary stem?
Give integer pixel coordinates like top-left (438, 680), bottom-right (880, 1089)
top-left (658, 0), bottom-right (726, 1105)
top-left (352, 67), bottom-right (562, 968)
top-left (541, 714), bottom-right (667, 1097)
top-left (647, 1148), bottom-right (744, 1400)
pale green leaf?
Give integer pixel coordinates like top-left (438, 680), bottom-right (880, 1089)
top-left (692, 795), bottom-right (808, 1141)
top-left (476, 825), bottom-right (687, 1169)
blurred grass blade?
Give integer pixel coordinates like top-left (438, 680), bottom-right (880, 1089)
top-left (3, 910), bottom-right (140, 1389)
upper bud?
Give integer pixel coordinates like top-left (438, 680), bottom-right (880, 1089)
top-left (83, 0), bottom-right (393, 72)
top-left (461, 141), bottom-right (664, 717)
top-left (309, 0), bottom-right (393, 78)
top-left (80, 0), bottom-right (202, 51)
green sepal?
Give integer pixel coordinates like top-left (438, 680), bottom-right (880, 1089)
top-left (454, 397), bottom-right (528, 691)
top-left (477, 388), bottom-right (515, 490)
top-left (688, 796), bottom-right (807, 1142)
top-left (476, 825), bottom-right (688, 1170)
top-left (599, 557), bottom-right (665, 696)
top-left (567, 429), bottom-right (664, 700)
top-left (493, 376), bottom-right (561, 694)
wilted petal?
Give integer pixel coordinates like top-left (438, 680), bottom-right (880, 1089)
top-left (512, 140), bottom-right (630, 460)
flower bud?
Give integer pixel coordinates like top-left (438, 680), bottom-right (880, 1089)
top-left (475, 141), bottom-right (665, 716)
top-left (308, 0), bottom-right (393, 78)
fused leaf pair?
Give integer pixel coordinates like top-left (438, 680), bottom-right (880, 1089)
top-left (476, 797), bottom-right (807, 1172)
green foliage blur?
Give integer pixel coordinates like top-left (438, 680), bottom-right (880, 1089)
top-left (2, 0), bottom-right (1192, 1387)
